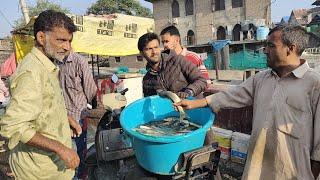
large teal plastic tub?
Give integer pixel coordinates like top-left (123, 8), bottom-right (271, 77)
top-left (120, 95), bottom-right (214, 175)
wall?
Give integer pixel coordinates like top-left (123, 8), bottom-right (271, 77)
top-left (245, 0), bottom-right (271, 25)
top-left (151, 0), bottom-right (271, 45)
top-left (84, 54), bottom-right (147, 69)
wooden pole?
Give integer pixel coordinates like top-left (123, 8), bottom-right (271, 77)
top-left (222, 45), bottom-right (230, 70)
top-left (214, 52), bottom-right (219, 80)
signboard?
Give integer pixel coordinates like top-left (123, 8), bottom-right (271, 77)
top-left (13, 13), bottom-right (154, 62)
top-left (70, 14), bottom-right (154, 56)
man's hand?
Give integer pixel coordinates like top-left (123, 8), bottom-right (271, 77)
top-left (56, 146), bottom-right (80, 169)
top-left (177, 89), bottom-right (194, 99)
top-left (177, 92), bottom-right (189, 99)
top-left (68, 116), bottom-right (82, 137)
top-left (26, 133), bottom-right (80, 170)
top-left (174, 98), bottom-right (208, 110)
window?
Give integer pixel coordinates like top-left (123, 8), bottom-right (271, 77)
top-left (215, 0), bottom-right (225, 11)
top-left (217, 26), bottom-right (226, 40)
top-left (115, 57), bottom-right (121, 63)
top-left (172, 0), bottom-right (180, 18)
top-left (232, 24), bottom-right (241, 41)
top-left (185, 0), bottom-right (194, 16)
top-left (232, 0), bottom-right (243, 8)
top-left (187, 30), bottom-right (195, 45)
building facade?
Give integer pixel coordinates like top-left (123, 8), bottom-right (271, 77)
top-left (148, 0), bottom-right (271, 45)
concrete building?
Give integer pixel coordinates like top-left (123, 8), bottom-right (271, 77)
top-left (147, 0), bottom-right (271, 45)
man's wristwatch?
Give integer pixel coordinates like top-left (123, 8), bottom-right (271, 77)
top-left (184, 89), bottom-right (194, 97)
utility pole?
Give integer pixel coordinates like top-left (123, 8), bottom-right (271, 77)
top-left (19, 0), bottom-right (30, 25)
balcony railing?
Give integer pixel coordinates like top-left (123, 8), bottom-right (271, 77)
top-left (305, 47), bottom-right (320, 54)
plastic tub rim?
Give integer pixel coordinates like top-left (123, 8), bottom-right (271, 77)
top-left (120, 96), bottom-right (214, 143)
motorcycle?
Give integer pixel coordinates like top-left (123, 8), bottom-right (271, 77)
top-left (85, 74), bottom-right (136, 180)
top-left (85, 75), bottom-right (221, 180)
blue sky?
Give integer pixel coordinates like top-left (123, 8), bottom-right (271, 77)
top-left (0, 0), bottom-right (315, 37)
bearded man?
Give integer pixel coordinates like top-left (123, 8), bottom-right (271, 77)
top-left (0, 10), bottom-right (79, 180)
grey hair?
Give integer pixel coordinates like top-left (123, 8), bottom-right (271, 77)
top-left (269, 25), bottom-right (309, 56)
top-left (282, 26), bottom-right (309, 56)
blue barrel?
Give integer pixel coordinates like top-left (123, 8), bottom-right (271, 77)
top-left (120, 95), bottom-right (215, 175)
top-left (256, 26), bottom-right (269, 40)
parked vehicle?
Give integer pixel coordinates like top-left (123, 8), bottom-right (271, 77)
top-left (85, 74), bottom-right (135, 180)
top-left (85, 75), bottom-right (221, 180)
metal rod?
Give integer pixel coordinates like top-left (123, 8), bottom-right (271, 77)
top-left (97, 55), bottom-right (100, 78)
top-left (91, 54), bottom-right (94, 77)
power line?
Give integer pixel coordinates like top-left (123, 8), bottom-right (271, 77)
top-left (0, 9), bottom-right (14, 28)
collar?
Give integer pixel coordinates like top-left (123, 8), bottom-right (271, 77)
top-left (270, 59), bottom-right (309, 79)
top-left (31, 47), bottom-right (57, 72)
top-left (149, 68), bottom-right (158, 75)
top-left (291, 59), bottom-right (309, 78)
top-left (148, 63), bottom-right (161, 74)
top-left (180, 47), bottom-right (188, 56)
top-left (64, 52), bottom-right (73, 63)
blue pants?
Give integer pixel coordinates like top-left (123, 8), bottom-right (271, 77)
top-left (72, 118), bottom-right (88, 179)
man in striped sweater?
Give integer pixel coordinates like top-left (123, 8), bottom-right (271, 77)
top-left (58, 51), bottom-right (97, 179)
top-left (160, 26), bottom-right (211, 85)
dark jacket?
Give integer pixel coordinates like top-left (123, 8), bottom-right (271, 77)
top-left (143, 50), bottom-right (207, 97)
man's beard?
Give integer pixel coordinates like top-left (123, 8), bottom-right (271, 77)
top-left (44, 39), bottom-right (66, 62)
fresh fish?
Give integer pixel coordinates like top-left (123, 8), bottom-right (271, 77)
top-left (133, 117), bottom-right (202, 137)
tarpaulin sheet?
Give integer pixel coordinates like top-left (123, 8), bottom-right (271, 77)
top-left (71, 14), bottom-right (154, 56)
top-left (13, 13), bottom-right (154, 61)
top-left (12, 34), bottom-right (34, 63)
top-left (1, 53), bottom-right (16, 76)
top-left (209, 40), bottom-right (231, 52)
